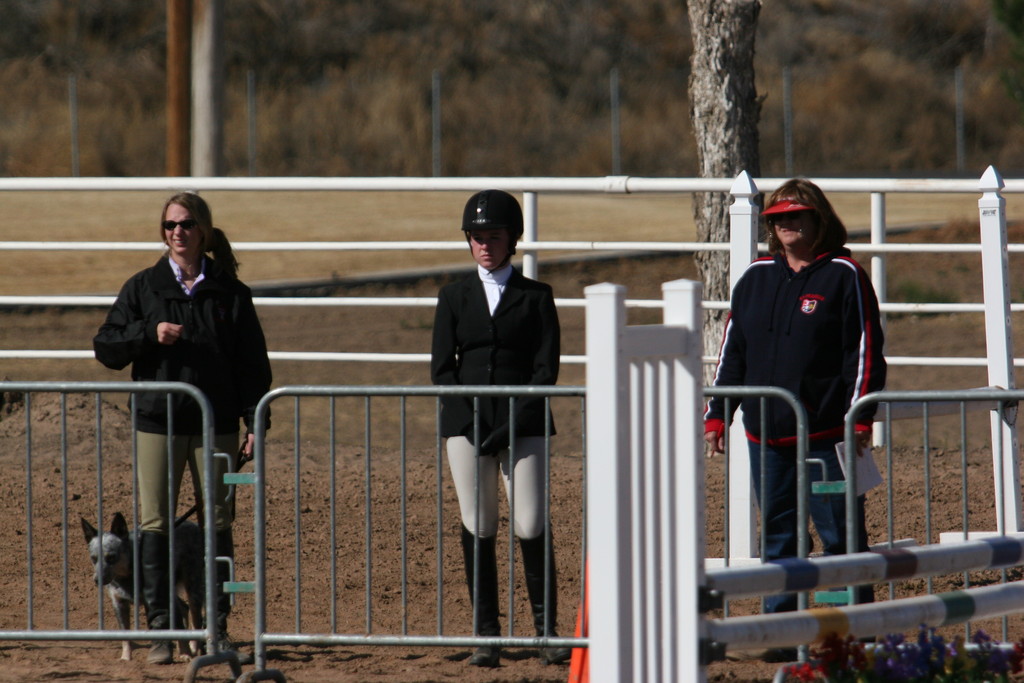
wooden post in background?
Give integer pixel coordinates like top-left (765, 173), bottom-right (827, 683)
top-left (166, 0), bottom-right (191, 176)
top-left (192, 0), bottom-right (224, 176)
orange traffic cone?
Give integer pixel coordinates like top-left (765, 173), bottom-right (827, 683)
top-left (568, 560), bottom-right (589, 683)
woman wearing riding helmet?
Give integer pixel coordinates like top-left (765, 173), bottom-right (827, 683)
top-left (430, 189), bottom-right (569, 668)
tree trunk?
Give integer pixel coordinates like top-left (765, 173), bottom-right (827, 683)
top-left (687, 0), bottom-right (762, 382)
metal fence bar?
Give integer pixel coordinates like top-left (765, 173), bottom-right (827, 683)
top-left (248, 384), bottom-right (586, 677)
top-left (849, 388), bottom-right (1024, 549)
top-left (0, 381), bottom-right (221, 663)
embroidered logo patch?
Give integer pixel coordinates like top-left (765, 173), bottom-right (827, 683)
top-left (799, 294), bottom-right (824, 314)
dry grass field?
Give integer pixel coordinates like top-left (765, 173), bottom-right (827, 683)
top-left (2, 191), bottom-right (1024, 682)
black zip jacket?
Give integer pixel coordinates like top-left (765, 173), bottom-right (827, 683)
top-left (93, 257), bottom-right (272, 435)
top-left (704, 248), bottom-right (886, 445)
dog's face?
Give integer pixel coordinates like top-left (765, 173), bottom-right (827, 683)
top-left (81, 512), bottom-right (132, 587)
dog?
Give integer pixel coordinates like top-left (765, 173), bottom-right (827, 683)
top-left (80, 511), bottom-right (205, 661)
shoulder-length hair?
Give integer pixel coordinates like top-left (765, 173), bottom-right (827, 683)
top-left (160, 192), bottom-right (239, 278)
top-left (764, 178), bottom-right (848, 256)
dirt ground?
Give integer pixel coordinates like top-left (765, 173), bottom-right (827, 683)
top-left (2, 223), bottom-right (1024, 682)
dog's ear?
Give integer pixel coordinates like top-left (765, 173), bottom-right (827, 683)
top-left (81, 517), bottom-right (98, 543)
top-left (111, 512), bottom-right (129, 538)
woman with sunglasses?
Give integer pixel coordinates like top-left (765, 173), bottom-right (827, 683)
top-left (93, 192), bottom-right (271, 665)
top-left (703, 179), bottom-right (886, 656)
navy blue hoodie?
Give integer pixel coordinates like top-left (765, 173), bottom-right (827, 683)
top-left (704, 247), bottom-right (886, 445)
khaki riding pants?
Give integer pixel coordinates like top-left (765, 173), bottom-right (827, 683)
top-left (136, 430), bottom-right (239, 533)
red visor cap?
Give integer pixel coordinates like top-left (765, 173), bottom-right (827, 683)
top-left (762, 198), bottom-right (813, 216)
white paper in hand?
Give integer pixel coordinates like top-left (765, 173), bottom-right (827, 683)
top-left (834, 441), bottom-right (884, 496)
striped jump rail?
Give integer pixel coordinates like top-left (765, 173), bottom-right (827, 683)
top-left (705, 535), bottom-right (1024, 601)
top-left (707, 581), bottom-right (1024, 652)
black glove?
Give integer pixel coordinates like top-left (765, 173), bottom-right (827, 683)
top-left (478, 422), bottom-right (510, 455)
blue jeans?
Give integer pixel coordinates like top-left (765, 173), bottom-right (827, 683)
top-left (748, 438), bottom-right (871, 613)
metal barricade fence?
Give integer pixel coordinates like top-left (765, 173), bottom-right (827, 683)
top-left (243, 385), bottom-right (587, 677)
top-left (842, 388), bottom-right (1024, 638)
top-left (697, 388), bottom-right (1024, 676)
top-left (702, 387), bottom-right (811, 604)
top-left (706, 386), bottom-right (1024, 633)
top-left (0, 380), bottom-right (247, 680)
top-left (7, 380), bottom-right (1021, 677)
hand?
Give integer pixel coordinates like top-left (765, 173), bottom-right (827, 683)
top-left (156, 322), bottom-right (184, 345)
top-left (241, 432), bottom-right (255, 460)
top-left (704, 429), bottom-right (725, 456)
top-left (855, 430), bottom-right (872, 451)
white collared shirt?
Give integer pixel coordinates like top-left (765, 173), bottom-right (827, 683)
top-left (168, 257), bottom-right (206, 296)
top-left (478, 263), bottom-right (512, 315)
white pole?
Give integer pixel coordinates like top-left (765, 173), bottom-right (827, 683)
top-left (663, 279), bottom-right (708, 683)
top-left (585, 282), bottom-right (633, 683)
top-left (871, 192), bottom-right (887, 447)
top-left (727, 171), bottom-right (759, 560)
top-left (522, 191), bottom-right (538, 280)
top-left (978, 166), bottom-right (1022, 534)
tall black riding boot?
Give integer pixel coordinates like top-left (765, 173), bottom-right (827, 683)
top-left (460, 525), bottom-right (501, 667)
top-left (141, 531), bottom-right (174, 665)
top-left (519, 533), bottom-right (571, 665)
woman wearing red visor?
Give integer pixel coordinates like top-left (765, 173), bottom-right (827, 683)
top-left (703, 178), bottom-right (886, 623)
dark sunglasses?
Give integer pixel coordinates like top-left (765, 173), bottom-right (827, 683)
top-left (765, 211), bottom-right (810, 227)
top-left (162, 219), bottom-right (199, 231)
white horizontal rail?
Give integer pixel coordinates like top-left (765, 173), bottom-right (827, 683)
top-left (0, 296), bottom-right (1014, 315)
top-left (3, 172), bottom-right (1022, 374)
top-left (0, 239), bottom-right (720, 252)
top-left (4, 175), bottom-right (1024, 194)
top-left (4, 240), bottom-right (1023, 255)
top-left (0, 348), bottom-right (1012, 368)
top-left (0, 349), bottom-right (589, 365)
top-left (0, 295), bottom-right (665, 309)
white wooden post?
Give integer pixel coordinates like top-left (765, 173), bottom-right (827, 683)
top-left (726, 171), bottom-right (759, 560)
top-left (585, 279), bottom-right (707, 683)
top-left (978, 166), bottom-right (1022, 534)
top-left (663, 279), bottom-right (708, 683)
top-left (585, 283), bottom-right (633, 683)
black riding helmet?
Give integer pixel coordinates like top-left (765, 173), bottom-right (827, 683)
top-left (461, 189), bottom-right (524, 256)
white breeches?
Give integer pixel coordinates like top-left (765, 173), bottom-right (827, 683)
top-left (445, 435), bottom-right (549, 540)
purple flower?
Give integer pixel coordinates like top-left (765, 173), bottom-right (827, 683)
top-left (802, 625), bottom-right (1024, 682)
